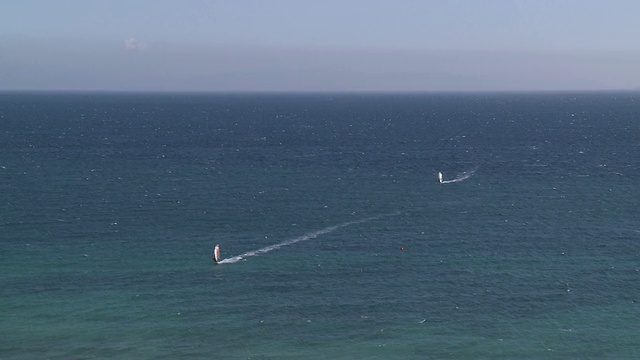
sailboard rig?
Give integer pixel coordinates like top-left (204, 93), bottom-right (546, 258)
top-left (438, 172), bottom-right (443, 183)
top-left (213, 244), bottom-right (221, 264)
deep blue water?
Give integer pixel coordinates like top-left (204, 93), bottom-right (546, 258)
top-left (1, 92), bottom-right (639, 359)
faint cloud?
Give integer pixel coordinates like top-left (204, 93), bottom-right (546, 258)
top-left (124, 37), bottom-right (147, 51)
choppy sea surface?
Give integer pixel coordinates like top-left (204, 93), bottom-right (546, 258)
top-left (1, 92), bottom-right (639, 359)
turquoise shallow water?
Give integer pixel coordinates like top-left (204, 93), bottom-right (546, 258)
top-left (1, 92), bottom-right (639, 359)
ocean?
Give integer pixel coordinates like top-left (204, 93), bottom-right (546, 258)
top-left (1, 92), bottom-right (639, 359)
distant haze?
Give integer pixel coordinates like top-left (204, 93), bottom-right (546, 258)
top-left (2, 0), bottom-right (639, 92)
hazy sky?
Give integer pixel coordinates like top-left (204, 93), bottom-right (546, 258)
top-left (2, 0), bottom-right (639, 92)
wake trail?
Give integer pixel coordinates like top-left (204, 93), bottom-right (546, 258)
top-left (441, 167), bottom-right (477, 184)
top-left (217, 212), bottom-right (400, 264)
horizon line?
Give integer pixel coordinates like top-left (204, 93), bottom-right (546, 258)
top-left (1, 88), bottom-right (638, 96)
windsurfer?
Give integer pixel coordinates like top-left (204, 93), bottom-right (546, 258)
top-left (213, 244), bottom-right (221, 264)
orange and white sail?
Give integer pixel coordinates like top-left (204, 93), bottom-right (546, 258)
top-left (213, 244), bottom-right (221, 263)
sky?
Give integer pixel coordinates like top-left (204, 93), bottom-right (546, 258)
top-left (1, 0), bottom-right (639, 92)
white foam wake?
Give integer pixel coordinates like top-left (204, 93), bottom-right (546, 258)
top-left (441, 167), bottom-right (477, 184)
top-left (217, 213), bottom-right (398, 264)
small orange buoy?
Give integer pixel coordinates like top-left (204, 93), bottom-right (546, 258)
top-left (400, 247), bottom-right (405, 251)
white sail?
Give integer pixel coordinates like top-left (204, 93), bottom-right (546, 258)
top-left (213, 244), bottom-right (221, 263)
